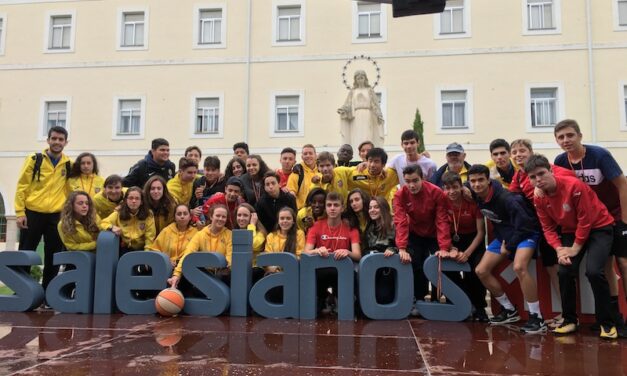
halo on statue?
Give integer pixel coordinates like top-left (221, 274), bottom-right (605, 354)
top-left (341, 55), bottom-right (381, 90)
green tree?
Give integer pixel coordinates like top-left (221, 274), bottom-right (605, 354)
top-left (412, 108), bottom-right (425, 153)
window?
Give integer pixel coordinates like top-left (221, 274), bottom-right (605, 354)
top-left (523, 0), bottom-right (560, 34)
top-left (353, 2), bottom-right (387, 43)
top-left (358, 3), bottom-right (380, 38)
top-left (194, 5), bottom-right (226, 49)
top-left (525, 84), bottom-right (565, 132)
top-left (199, 9), bottom-right (222, 44)
top-left (270, 92), bottom-right (304, 137)
top-left (45, 101), bottom-right (67, 130)
top-left (196, 98), bottom-right (219, 134)
top-left (441, 91), bottom-right (467, 129)
top-left (436, 86), bottom-right (473, 134)
top-left (440, 0), bottom-right (464, 34)
top-left (190, 94), bottom-right (224, 138)
top-left (44, 11), bottom-right (75, 52)
top-left (0, 16), bottom-right (5, 55)
top-left (113, 97), bottom-right (145, 139)
top-left (276, 96), bottom-right (299, 132)
top-left (39, 98), bottom-right (71, 140)
top-left (49, 16), bottom-right (71, 49)
top-left (530, 88), bottom-right (557, 127)
top-left (277, 6), bottom-right (301, 41)
top-left (117, 8), bottom-right (148, 50)
top-left (614, 0), bottom-right (627, 30)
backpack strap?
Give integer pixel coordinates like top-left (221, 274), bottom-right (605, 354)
top-left (31, 153), bottom-right (43, 182)
top-left (292, 164), bottom-right (305, 193)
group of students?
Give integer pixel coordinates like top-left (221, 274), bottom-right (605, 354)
top-left (14, 120), bottom-right (627, 339)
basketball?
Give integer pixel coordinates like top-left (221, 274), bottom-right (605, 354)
top-left (155, 288), bottom-right (185, 317)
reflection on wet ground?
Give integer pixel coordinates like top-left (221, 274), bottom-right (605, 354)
top-left (0, 311), bottom-right (624, 375)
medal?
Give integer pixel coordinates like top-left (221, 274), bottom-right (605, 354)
top-left (453, 233), bottom-right (460, 242)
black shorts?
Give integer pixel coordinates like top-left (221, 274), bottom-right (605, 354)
top-left (612, 222), bottom-right (627, 258)
top-left (538, 233), bottom-right (558, 267)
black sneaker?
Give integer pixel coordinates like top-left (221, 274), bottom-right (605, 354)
top-left (521, 313), bottom-right (548, 334)
top-left (473, 308), bottom-right (490, 323)
top-left (490, 307), bottom-right (520, 325)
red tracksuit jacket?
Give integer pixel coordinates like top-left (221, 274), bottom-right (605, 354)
top-left (393, 181), bottom-right (451, 250)
top-left (533, 175), bottom-right (614, 249)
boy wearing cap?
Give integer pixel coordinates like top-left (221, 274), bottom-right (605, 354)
top-left (201, 176), bottom-right (245, 229)
top-left (430, 142), bottom-right (473, 188)
top-left (387, 130), bottom-right (437, 185)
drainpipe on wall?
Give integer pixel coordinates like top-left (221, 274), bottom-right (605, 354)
top-left (585, 0), bottom-right (597, 143)
top-left (243, 0), bottom-right (253, 144)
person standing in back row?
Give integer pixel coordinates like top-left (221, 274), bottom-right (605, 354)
top-left (15, 126), bottom-right (72, 290)
top-left (123, 138), bottom-right (176, 188)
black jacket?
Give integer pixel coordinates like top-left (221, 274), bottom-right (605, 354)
top-left (429, 161), bottom-right (473, 188)
top-left (474, 181), bottom-right (539, 252)
top-left (255, 190), bottom-right (297, 231)
top-left (190, 176), bottom-right (226, 208)
top-left (122, 152), bottom-right (176, 189)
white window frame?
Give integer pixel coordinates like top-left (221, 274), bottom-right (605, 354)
top-left (193, 3), bottom-right (227, 49)
top-left (269, 91), bottom-right (305, 138)
top-left (272, 0), bottom-right (305, 47)
top-left (0, 14), bottom-right (6, 56)
top-left (190, 93), bottom-right (225, 139)
top-left (435, 85), bottom-right (474, 134)
top-left (613, 0), bottom-right (627, 31)
top-left (38, 97), bottom-right (71, 141)
top-left (112, 96), bottom-right (146, 140)
top-left (117, 7), bottom-right (148, 51)
top-left (525, 83), bottom-right (565, 133)
top-left (619, 81), bottom-right (627, 131)
top-left (43, 10), bottom-right (76, 53)
top-left (352, 1), bottom-right (387, 44)
top-left (522, 0), bottom-right (561, 35)
top-left (433, 0), bottom-right (471, 39)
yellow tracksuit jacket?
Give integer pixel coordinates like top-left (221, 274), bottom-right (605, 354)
top-left (174, 227), bottom-right (232, 277)
top-left (14, 150), bottom-right (71, 216)
top-left (100, 211), bottom-right (156, 250)
top-left (148, 222), bottom-right (198, 264)
top-left (57, 218), bottom-right (101, 251)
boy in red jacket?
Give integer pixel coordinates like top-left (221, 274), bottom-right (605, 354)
top-left (526, 154), bottom-right (620, 339)
top-left (393, 164), bottom-right (453, 308)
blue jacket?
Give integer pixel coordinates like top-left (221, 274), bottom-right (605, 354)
top-left (474, 181), bottom-right (539, 252)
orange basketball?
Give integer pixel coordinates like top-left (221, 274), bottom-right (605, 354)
top-left (155, 288), bottom-right (185, 316)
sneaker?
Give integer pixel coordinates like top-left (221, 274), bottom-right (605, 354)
top-left (409, 307), bottom-right (420, 317)
top-left (320, 300), bottom-right (333, 314)
top-left (599, 325), bottom-right (618, 340)
top-left (473, 308), bottom-right (490, 323)
top-left (521, 313), bottom-right (548, 334)
top-left (490, 308), bottom-right (520, 325)
top-left (553, 321), bottom-right (578, 335)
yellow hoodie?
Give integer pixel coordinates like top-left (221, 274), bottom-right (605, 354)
top-left (246, 224), bottom-right (266, 266)
top-left (15, 150), bottom-right (71, 216)
top-left (148, 222), bottom-right (198, 264)
top-left (265, 229), bottom-right (305, 259)
top-left (67, 174), bottom-right (105, 198)
top-left (100, 211), bottom-right (156, 250)
top-left (173, 226), bottom-right (232, 277)
top-left (167, 174), bottom-right (194, 206)
top-left (57, 218), bottom-right (101, 251)
top-left (93, 188), bottom-right (127, 219)
top-left (286, 161), bottom-right (319, 209)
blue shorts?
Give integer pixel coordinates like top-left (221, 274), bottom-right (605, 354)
top-left (486, 233), bottom-right (540, 257)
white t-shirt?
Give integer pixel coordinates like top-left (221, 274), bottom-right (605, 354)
top-left (387, 153), bottom-right (437, 186)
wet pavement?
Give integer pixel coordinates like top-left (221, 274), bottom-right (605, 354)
top-left (0, 311), bottom-right (624, 375)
